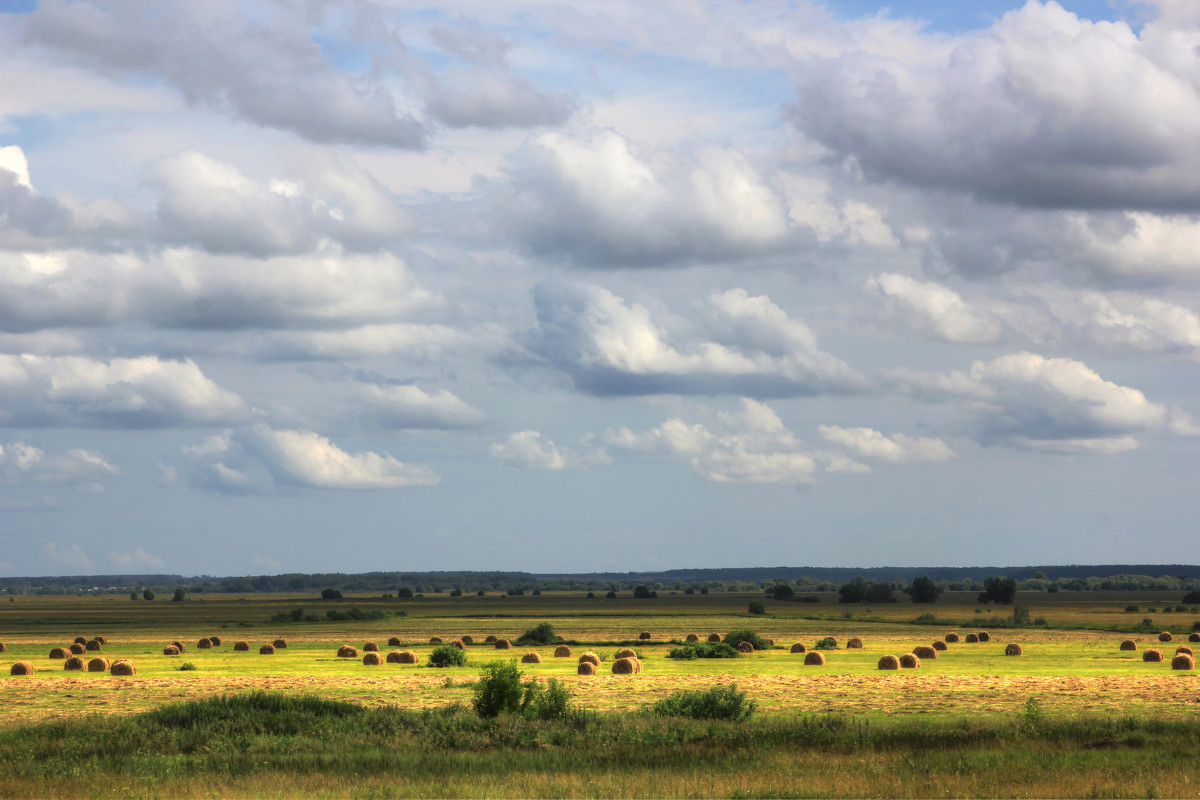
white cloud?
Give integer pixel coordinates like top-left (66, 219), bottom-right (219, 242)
top-left (0, 441), bottom-right (120, 484)
top-left (360, 384), bottom-right (485, 430)
top-left (1081, 291), bottom-right (1200, 353)
top-left (489, 430), bottom-right (603, 471)
top-left (0, 145), bottom-right (32, 189)
top-left (865, 273), bottom-right (1002, 343)
top-left (108, 548), bottom-right (165, 569)
top-left (817, 426), bottom-right (954, 464)
top-left (46, 542), bottom-right (94, 572)
top-left (249, 426), bottom-right (440, 489)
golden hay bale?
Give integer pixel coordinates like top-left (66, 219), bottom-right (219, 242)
top-left (273, 639), bottom-right (287, 649)
top-left (362, 652), bottom-right (382, 666)
top-left (577, 661), bottom-right (596, 675)
top-left (429, 637), bottom-right (443, 645)
top-left (913, 646), bottom-right (938, 659)
top-left (74, 636), bottom-right (87, 645)
top-left (944, 632), bottom-right (960, 643)
top-left (846, 637), bottom-right (864, 649)
top-left (449, 640), bottom-right (465, 650)
top-left (386, 650), bottom-right (404, 663)
top-left (363, 642), bottom-right (379, 652)
top-left (110, 660), bottom-right (136, 676)
top-left (790, 642), bottom-right (807, 653)
top-left (172, 641), bottom-right (186, 652)
top-left (259, 644), bottom-right (275, 655)
top-left (209, 636), bottom-right (221, 646)
top-left (64, 656), bottom-right (85, 670)
top-left (1143, 648), bottom-right (1164, 662)
top-left (1190, 633), bottom-right (1200, 643)
top-left (877, 654), bottom-right (900, 670)
top-left (233, 641), bottom-right (250, 652)
top-left (69, 643), bottom-right (86, 655)
top-left (0, 642), bottom-right (5, 652)
top-left (1119, 639), bottom-right (1137, 651)
top-left (387, 636), bottom-right (403, 647)
top-left (707, 633), bottom-right (721, 643)
top-left (95, 636), bottom-right (107, 645)
top-left (85, 639), bottom-right (102, 651)
top-left (1158, 631), bottom-right (1173, 642)
top-left (10, 661), bottom-right (34, 676)
top-left (485, 635), bottom-right (497, 643)
top-left (804, 651), bottom-right (826, 666)
top-left (396, 650), bottom-right (419, 664)
top-left (495, 638), bottom-right (512, 650)
top-left (87, 657), bottom-right (110, 672)
top-left (461, 635), bottom-right (474, 645)
top-left (554, 645), bottom-right (573, 657)
top-left (163, 645), bottom-right (180, 656)
top-left (737, 641), bottom-right (754, 653)
top-left (337, 645), bottom-right (358, 658)
top-left (521, 652), bottom-right (543, 664)
top-left (1172, 653), bottom-right (1195, 670)
top-left (1005, 643), bottom-right (1023, 656)
top-left (1176, 646), bottom-right (1194, 657)
top-left (977, 632), bottom-right (990, 642)
top-left (965, 633), bottom-right (979, 643)
top-left (578, 652), bottom-right (600, 667)
top-left (197, 639), bottom-right (213, 650)
top-left (49, 647), bottom-right (70, 659)
top-left (685, 633), bottom-right (699, 642)
top-left (612, 656), bottom-right (640, 674)
top-left (932, 641), bottom-right (947, 651)
top-left (616, 648), bottom-right (638, 659)
top-left (899, 653), bottom-right (920, 669)
top-left (639, 632), bottom-right (652, 640)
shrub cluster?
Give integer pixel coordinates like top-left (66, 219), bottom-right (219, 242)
top-left (514, 622), bottom-right (559, 646)
top-left (471, 660), bottom-right (579, 721)
top-left (667, 642), bottom-right (739, 660)
top-left (723, 630), bottom-right (769, 651)
top-left (428, 645), bottom-right (468, 668)
top-left (648, 683), bottom-right (756, 721)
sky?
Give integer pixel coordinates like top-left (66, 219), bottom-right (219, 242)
top-left (1, 0), bottom-right (1199, 578)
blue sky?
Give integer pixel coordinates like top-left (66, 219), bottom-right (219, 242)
top-left (1, 0), bottom-right (1198, 577)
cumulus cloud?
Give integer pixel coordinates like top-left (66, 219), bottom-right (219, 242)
top-left (1079, 291), bottom-right (1200, 354)
top-left (107, 548), bottom-right (164, 569)
top-left (817, 426), bottom-right (954, 464)
top-left (247, 426), bottom-right (440, 490)
top-left (489, 430), bottom-right (606, 470)
top-left (525, 282), bottom-right (865, 397)
top-left (45, 541), bottom-right (94, 572)
top-left (889, 351), bottom-right (1176, 453)
top-left (0, 442), bottom-right (119, 487)
top-left (0, 354), bottom-right (247, 428)
top-left (359, 384), bottom-right (485, 430)
top-left (865, 273), bottom-right (1003, 343)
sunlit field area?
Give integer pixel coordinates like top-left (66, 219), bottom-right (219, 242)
top-left (1, 590), bottom-right (1198, 797)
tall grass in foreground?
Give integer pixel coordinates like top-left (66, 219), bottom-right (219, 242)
top-left (0, 692), bottom-right (1198, 798)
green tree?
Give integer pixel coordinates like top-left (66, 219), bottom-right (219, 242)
top-left (142, 588), bottom-right (155, 601)
top-left (748, 600), bottom-right (766, 615)
top-left (978, 576), bottom-right (1018, 605)
top-left (472, 660), bottom-right (524, 717)
top-left (907, 576), bottom-right (941, 604)
top-left (864, 582), bottom-right (896, 603)
top-left (770, 584), bottom-right (795, 602)
top-left (838, 578), bottom-right (867, 603)
top-left (129, 590), bottom-right (138, 601)
top-left (320, 588), bottom-right (343, 600)
top-left (172, 587), bottom-right (186, 602)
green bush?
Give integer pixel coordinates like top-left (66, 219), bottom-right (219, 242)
top-left (648, 683), bottom-right (755, 721)
top-left (472, 661), bottom-right (524, 717)
top-left (521, 678), bottom-right (575, 721)
top-left (667, 642), bottom-right (738, 660)
top-left (1125, 604), bottom-right (1140, 613)
top-left (814, 637), bottom-right (838, 650)
top-left (723, 630), bottom-right (769, 651)
top-left (515, 622), bottom-right (559, 646)
top-left (748, 600), bottom-right (765, 615)
top-left (429, 645), bottom-right (468, 668)
top-left (178, 663), bottom-right (197, 671)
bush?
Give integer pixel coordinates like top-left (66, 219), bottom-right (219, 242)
top-left (748, 600), bottom-right (765, 615)
top-left (814, 637), bottom-right (838, 650)
top-left (649, 683), bottom-right (755, 721)
top-left (178, 663), bottom-right (197, 671)
top-left (723, 630), bottom-right (769, 651)
top-left (1125, 604), bottom-right (1140, 613)
top-left (770, 584), bottom-right (795, 602)
top-left (667, 642), bottom-right (739, 659)
top-left (428, 645), bottom-right (468, 668)
top-left (521, 677), bottom-right (576, 721)
top-left (515, 622), bottom-right (559, 646)
top-left (472, 660), bottom-right (524, 717)
top-left (320, 588), bottom-right (343, 601)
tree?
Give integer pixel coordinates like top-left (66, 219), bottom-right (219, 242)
top-left (172, 587), bottom-right (186, 602)
top-left (838, 579), bottom-right (867, 604)
top-left (129, 590), bottom-right (138, 601)
top-left (770, 584), bottom-right (795, 602)
top-left (978, 576), bottom-right (1018, 605)
top-left (633, 585), bottom-right (652, 599)
top-left (472, 660), bottom-right (524, 717)
top-left (748, 600), bottom-right (765, 615)
top-left (142, 588), bottom-right (155, 601)
top-left (397, 587), bottom-right (414, 598)
top-left (864, 582), bottom-right (896, 603)
top-left (320, 588), bottom-right (343, 600)
top-left (907, 576), bottom-right (941, 604)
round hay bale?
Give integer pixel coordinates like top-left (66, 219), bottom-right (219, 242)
top-left (69, 643), bottom-right (86, 655)
top-left (932, 640), bottom-right (947, 651)
top-left (449, 639), bottom-right (465, 650)
top-left (877, 654), bottom-right (900, 670)
top-left (1176, 646), bottom-right (1194, 657)
top-left (944, 632), bottom-right (960, 643)
top-left (87, 657), bottom-right (110, 672)
top-left (172, 641), bottom-right (186, 653)
top-left (790, 642), bottom-right (807, 653)
top-left (612, 656), bottom-right (639, 674)
top-left (1143, 648), bottom-right (1164, 662)
top-left (639, 632), bottom-right (652, 640)
top-left (494, 638), bottom-right (511, 650)
top-left (94, 636), bottom-right (107, 646)
top-left (74, 636), bottom-right (87, 645)
top-left (0, 642), bottom-right (5, 652)
top-left (336, 645), bottom-right (358, 658)
top-left (804, 651), bottom-right (826, 666)
top-left (485, 635), bottom-right (497, 643)
top-left (363, 642), bottom-right (379, 652)
top-left (49, 647), bottom-right (70, 659)
top-left (272, 639), bottom-right (287, 649)
top-left (707, 633), bottom-right (721, 643)
top-left (846, 637), bottom-right (864, 649)
top-left (233, 641), bottom-right (250, 652)
top-left (64, 656), bottom-right (85, 671)
top-left (521, 652), bottom-right (543, 664)
top-left (1189, 632), bottom-right (1200, 643)
top-left (1005, 643), bottom-right (1023, 656)
top-left (110, 660), bottom-right (136, 676)
top-left (197, 638), bottom-right (212, 649)
top-left (977, 632), bottom-right (990, 642)
top-left (1172, 653), bottom-right (1195, 670)
top-left (578, 652), bottom-right (600, 667)
top-left (965, 633), bottom-right (979, 643)
top-left (1158, 631), bottom-right (1173, 642)
top-left (259, 644), bottom-right (275, 655)
top-left (396, 650), bottom-right (419, 664)
top-left (554, 645), bottom-right (572, 657)
top-left (386, 650), bottom-right (404, 663)
top-left (577, 661), bottom-right (596, 675)
top-left (362, 652), bottom-right (382, 665)
top-left (616, 648), bottom-right (638, 659)
top-left (85, 639), bottom-right (102, 651)
top-left (737, 641), bottom-right (754, 653)
top-left (162, 645), bottom-right (180, 656)
top-left (10, 661), bottom-right (34, 676)
top-left (913, 645), bottom-right (938, 660)
top-left (208, 636), bottom-right (221, 647)
top-left (899, 653), bottom-right (920, 669)
top-left (460, 635), bottom-right (474, 645)
top-left (1119, 639), bottom-right (1137, 651)
top-left (387, 636), bottom-right (403, 647)
top-left (685, 633), bottom-right (699, 642)
top-left (429, 637), bottom-right (443, 645)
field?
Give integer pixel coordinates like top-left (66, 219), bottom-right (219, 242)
top-left (1, 590), bottom-right (1199, 798)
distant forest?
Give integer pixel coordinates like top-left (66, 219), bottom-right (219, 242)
top-left (3, 564), bottom-right (1200, 597)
